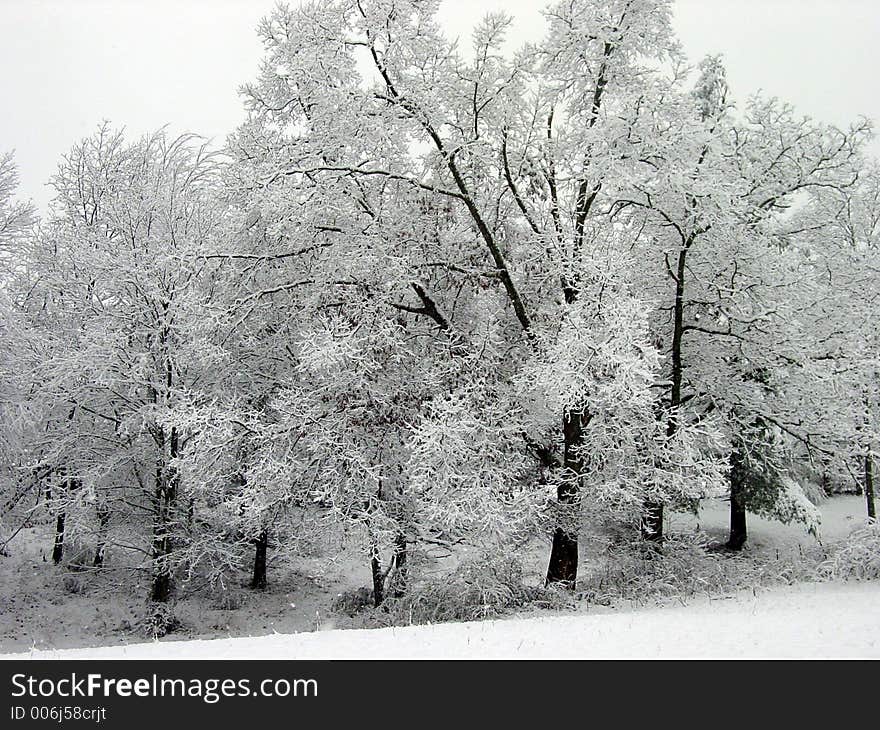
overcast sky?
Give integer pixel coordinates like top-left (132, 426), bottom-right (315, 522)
top-left (2, 0), bottom-right (878, 212)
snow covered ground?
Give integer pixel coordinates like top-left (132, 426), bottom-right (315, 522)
top-left (4, 581), bottom-right (878, 660)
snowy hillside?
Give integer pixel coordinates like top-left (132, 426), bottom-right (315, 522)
top-left (5, 582), bottom-right (878, 660)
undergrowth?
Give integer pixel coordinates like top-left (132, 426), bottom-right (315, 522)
top-left (354, 554), bottom-right (574, 627)
top-left (344, 531), bottom-right (836, 629)
top-left (817, 519), bottom-right (880, 581)
top-left (578, 532), bottom-right (823, 607)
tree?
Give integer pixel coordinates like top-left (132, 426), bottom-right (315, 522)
top-left (609, 51), bottom-right (869, 548)
top-left (799, 162), bottom-right (880, 519)
top-left (225, 0), bottom-right (729, 593)
top-left (23, 126), bottom-right (227, 601)
top-left (0, 152), bottom-right (41, 554)
top-left (0, 152), bottom-right (35, 260)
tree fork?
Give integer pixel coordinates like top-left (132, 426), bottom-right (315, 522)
top-left (367, 38), bottom-right (533, 334)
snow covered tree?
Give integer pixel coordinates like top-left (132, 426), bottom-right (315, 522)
top-left (1, 0), bottom-right (877, 632)
top-left (0, 152), bottom-right (43, 553)
top-left (18, 126), bottom-right (229, 601)
top-left (224, 0), bottom-right (731, 592)
top-left (609, 50), bottom-right (869, 548)
top-left (793, 160), bottom-right (880, 520)
top-left (0, 152), bottom-right (35, 261)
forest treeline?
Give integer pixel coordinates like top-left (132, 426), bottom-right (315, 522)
top-left (0, 0), bottom-right (877, 611)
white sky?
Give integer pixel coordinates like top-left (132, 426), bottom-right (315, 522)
top-left (2, 0), bottom-right (878, 212)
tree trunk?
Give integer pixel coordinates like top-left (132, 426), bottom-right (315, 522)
top-left (151, 498), bottom-right (173, 601)
top-left (546, 526), bottom-right (578, 588)
top-left (150, 570), bottom-right (173, 603)
top-left (546, 409), bottom-right (585, 588)
top-left (52, 511), bottom-right (65, 565)
top-left (727, 488), bottom-right (748, 550)
top-left (93, 502), bottom-right (110, 567)
top-left (727, 486), bottom-right (747, 551)
top-left (866, 451), bottom-right (876, 521)
top-left (50, 474), bottom-right (79, 564)
top-left (644, 246), bottom-right (690, 543)
top-left (370, 554), bottom-right (384, 608)
top-left (543, 47), bottom-right (612, 590)
top-left (150, 427), bottom-right (179, 603)
top-left (251, 530), bottom-right (268, 590)
top-left (389, 532), bottom-right (407, 599)
top-left (726, 445), bottom-right (748, 550)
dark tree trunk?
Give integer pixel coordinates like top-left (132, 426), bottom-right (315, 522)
top-left (727, 489), bottom-right (748, 550)
top-left (370, 555), bottom-right (384, 608)
top-left (251, 530), bottom-right (268, 590)
top-left (546, 408), bottom-right (586, 588)
top-left (866, 451), bottom-right (876, 521)
top-left (150, 571), bottom-right (173, 603)
top-left (726, 446), bottom-right (748, 550)
top-left (151, 499), bottom-right (174, 601)
top-left (544, 55), bottom-right (611, 588)
top-left (727, 484), bottom-right (747, 551)
top-left (389, 532), bottom-right (407, 599)
top-left (543, 44), bottom-right (614, 588)
top-left (150, 572), bottom-right (173, 603)
top-left (93, 502), bottom-right (110, 567)
top-left (644, 245), bottom-right (691, 543)
top-left (546, 527), bottom-right (579, 588)
top-left (150, 440), bottom-right (176, 608)
top-left (50, 475), bottom-right (80, 564)
top-left (150, 427), bottom-right (179, 603)
top-left (52, 511), bottom-right (65, 565)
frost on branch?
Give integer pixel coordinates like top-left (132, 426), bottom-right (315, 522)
top-left (407, 392), bottom-right (549, 544)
